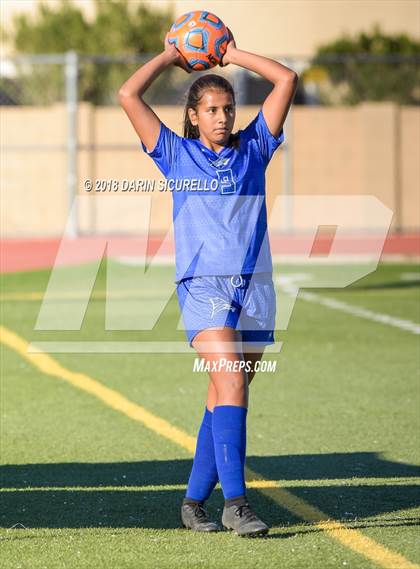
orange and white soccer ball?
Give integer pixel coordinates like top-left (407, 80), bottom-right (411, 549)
top-left (167, 11), bottom-right (230, 71)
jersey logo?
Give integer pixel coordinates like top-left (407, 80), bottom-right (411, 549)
top-left (209, 297), bottom-right (236, 319)
top-left (216, 168), bottom-right (236, 194)
top-left (211, 156), bottom-right (230, 168)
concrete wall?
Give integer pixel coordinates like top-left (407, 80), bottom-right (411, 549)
top-left (1, 102), bottom-right (419, 237)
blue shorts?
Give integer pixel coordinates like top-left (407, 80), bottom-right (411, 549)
top-left (176, 272), bottom-right (276, 348)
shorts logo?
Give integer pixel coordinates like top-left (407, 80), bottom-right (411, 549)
top-left (209, 297), bottom-right (236, 319)
top-left (230, 275), bottom-right (245, 288)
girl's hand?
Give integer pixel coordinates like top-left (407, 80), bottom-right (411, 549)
top-left (220, 28), bottom-right (236, 67)
top-left (164, 33), bottom-right (192, 73)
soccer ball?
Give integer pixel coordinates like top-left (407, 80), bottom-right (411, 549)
top-left (167, 11), bottom-right (230, 71)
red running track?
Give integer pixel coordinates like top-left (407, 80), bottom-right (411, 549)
top-left (1, 233), bottom-right (419, 273)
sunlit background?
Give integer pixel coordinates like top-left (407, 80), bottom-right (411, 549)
top-left (1, 0), bottom-right (419, 269)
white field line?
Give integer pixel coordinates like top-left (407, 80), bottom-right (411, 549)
top-left (400, 273), bottom-right (420, 282)
top-left (113, 255), bottom-right (420, 265)
top-left (298, 290), bottom-right (420, 335)
top-left (274, 273), bottom-right (419, 335)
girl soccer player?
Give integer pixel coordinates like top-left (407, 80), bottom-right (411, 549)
top-left (119, 30), bottom-right (298, 537)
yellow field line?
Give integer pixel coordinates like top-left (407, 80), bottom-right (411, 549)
top-left (0, 326), bottom-right (196, 454)
top-left (1, 324), bottom-right (418, 569)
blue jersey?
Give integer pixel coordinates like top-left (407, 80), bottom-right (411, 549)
top-left (141, 110), bottom-right (284, 283)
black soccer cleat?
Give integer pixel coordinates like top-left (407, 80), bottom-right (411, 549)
top-left (222, 500), bottom-right (269, 537)
top-left (181, 502), bottom-right (220, 532)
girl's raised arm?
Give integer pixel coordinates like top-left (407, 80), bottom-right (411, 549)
top-left (118, 36), bottom-right (190, 152)
top-left (221, 33), bottom-right (298, 138)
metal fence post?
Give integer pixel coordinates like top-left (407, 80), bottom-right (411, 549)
top-left (65, 50), bottom-right (78, 238)
top-left (281, 57), bottom-right (295, 234)
top-left (234, 67), bottom-right (247, 105)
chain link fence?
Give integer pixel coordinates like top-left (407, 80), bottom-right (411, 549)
top-left (1, 53), bottom-right (419, 107)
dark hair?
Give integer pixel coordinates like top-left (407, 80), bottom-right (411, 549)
top-left (183, 74), bottom-right (239, 147)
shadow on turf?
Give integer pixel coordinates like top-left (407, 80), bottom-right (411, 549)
top-left (1, 453), bottom-right (419, 530)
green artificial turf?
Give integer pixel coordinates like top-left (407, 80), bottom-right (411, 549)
top-left (1, 261), bottom-right (419, 568)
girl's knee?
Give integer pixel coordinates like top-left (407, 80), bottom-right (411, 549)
top-left (213, 373), bottom-right (248, 397)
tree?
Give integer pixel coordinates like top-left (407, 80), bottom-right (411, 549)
top-left (305, 24), bottom-right (420, 105)
top-left (1, 0), bottom-right (174, 105)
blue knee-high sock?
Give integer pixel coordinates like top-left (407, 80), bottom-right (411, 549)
top-left (212, 405), bottom-right (247, 500)
top-left (185, 407), bottom-right (219, 502)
